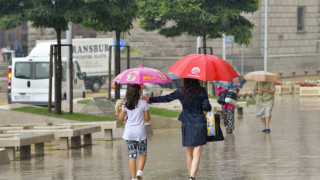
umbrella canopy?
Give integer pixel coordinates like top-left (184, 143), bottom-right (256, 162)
top-left (244, 71), bottom-right (280, 82)
top-left (112, 64), bottom-right (173, 84)
top-left (213, 69), bottom-right (247, 90)
top-left (167, 54), bottom-right (239, 81)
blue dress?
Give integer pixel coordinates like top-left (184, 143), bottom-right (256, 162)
top-left (149, 88), bottom-right (211, 147)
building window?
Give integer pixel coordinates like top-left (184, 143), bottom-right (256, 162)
top-left (297, 7), bottom-right (305, 32)
top-left (76, 25), bottom-right (83, 30)
top-left (8, 34), bottom-right (14, 41)
top-left (74, 35), bottom-right (83, 39)
top-left (89, 33), bottom-right (96, 38)
top-left (21, 23), bottom-right (28, 30)
top-left (21, 34), bottom-right (28, 42)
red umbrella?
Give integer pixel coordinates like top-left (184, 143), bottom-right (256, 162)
top-left (167, 54), bottom-right (239, 81)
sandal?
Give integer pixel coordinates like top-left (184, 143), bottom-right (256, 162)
top-left (189, 177), bottom-right (195, 180)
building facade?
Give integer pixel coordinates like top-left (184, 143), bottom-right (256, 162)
top-left (1, 0), bottom-right (320, 77)
top-left (100, 0), bottom-right (320, 77)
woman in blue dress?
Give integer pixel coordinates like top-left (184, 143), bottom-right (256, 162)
top-left (143, 78), bottom-right (211, 180)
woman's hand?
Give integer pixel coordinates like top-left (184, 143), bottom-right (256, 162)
top-left (254, 90), bottom-right (263, 95)
top-left (141, 96), bottom-right (150, 102)
top-left (261, 88), bottom-right (275, 94)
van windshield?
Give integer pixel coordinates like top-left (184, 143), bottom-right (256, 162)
top-left (15, 62), bottom-right (31, 79)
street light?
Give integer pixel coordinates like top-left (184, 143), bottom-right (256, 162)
top-left (264, 0), bottom-right (268, 72)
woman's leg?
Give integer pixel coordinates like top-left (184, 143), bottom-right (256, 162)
top-left (186, 147), bottom-right (194, 174)
top-left (265, 117), bottom-right (271, 128)
top-left (189, 146), bottom-right (203, 177)
top-left (261, 118), bottom-right (266, 127)
top-left (228, 109), bottom-right (235, 130)
top-left (222, 108), bottom-right (228, 127)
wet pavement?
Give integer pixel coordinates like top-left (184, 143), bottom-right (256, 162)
top-left (1, 94), bottom-right (320, 179)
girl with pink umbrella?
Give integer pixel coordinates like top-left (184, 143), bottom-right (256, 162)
top-left (114, 64), bottom-right (172, 180)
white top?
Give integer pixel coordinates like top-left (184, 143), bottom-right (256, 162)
top-left (122, 99), bottom-right (149, 141)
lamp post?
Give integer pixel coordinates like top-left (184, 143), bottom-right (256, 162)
top-left (264, 0), bottom-right (268, 72)
top-left (222, 34), bottom-right (226, 60)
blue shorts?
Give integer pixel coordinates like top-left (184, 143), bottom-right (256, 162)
top-left (126, 139), bottom-right (147, 159)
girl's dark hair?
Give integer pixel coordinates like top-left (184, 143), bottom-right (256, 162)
top-left (181, 78), bottom-right (201, 104)
top-left (124, 84), bottom-right (141, 110)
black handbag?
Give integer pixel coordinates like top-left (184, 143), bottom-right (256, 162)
top-left (217, 91), bottom-right (227, 105)
top-left (206, 113), bottom-right (224, 142)
top-left (225, 90), bottom-right (237, 106)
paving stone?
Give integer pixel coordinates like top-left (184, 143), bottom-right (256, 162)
top-left (0, 94), bottom-right (319, 179)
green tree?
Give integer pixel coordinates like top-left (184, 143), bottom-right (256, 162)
top-left (138, 0), bottom-right (259, 48)
top-left (0, 0), bottom-right (82, 114)
top-left (78, 0), bottom-right (138, 100)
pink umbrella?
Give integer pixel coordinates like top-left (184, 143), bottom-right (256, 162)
top-left (112, 64), bottom-right (173, 84)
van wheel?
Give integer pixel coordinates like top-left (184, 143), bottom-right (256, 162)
top-left (91, 80), bottom-right (101, 92)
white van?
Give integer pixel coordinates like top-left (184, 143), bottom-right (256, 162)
top-left (8, 57), bottom-right (86, 106)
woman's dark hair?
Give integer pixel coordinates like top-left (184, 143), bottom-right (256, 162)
top-left (124, 84), bottom-right (141, 110)
top-left (181, 78), bottom-right (201, 104)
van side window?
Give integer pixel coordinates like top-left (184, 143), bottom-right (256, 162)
top-left (15, 62), bottom-right (31, 79)
top-left (35, 62), bottom-right (50, 79)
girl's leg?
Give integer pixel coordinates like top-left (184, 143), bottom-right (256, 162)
top-left (138, 155), bottom-right (146, 172)
top-left (126, 140), bottom-right (138, 179)
top-left (186, 147), bottom-right (194, 174)
top-left (129, 158), bottom-right (137, 179)
top-left (189, 146), bottom-right (203, 177)
top-left (137, 139), bottom-right (147, 178)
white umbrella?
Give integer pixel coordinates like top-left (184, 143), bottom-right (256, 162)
top-left (244, 71), bottom-right (280, 82)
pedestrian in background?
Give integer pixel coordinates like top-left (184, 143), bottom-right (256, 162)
top-left (13, 40), bottom-right (21, 57)
top-left (216, 86), bottom-right (239, 133)
top-left (143, 78), bottom-right (211, 180)
top-left (1, 46), bottom-right (6, 62)
top-left (118, 84), bottom-right (150, 180)
top-left (1, 45), bottom-right (11, 62)
top-left (253, 81), bottom-right (275, 133)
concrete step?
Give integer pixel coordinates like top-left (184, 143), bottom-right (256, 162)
top-left (0, 92), bottom-right (7, 102)
top-left (0, 149), bottom-right (9, 164)
top-left (0, 62), bottom-right (9, 71)
top-left (0, 78), bottom-right (8, 92)
top-left (0, 71), bottom-right (7, 77)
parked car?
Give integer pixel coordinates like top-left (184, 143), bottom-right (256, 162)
top-left (158, 72), bottom-right (182, 89)
top-left (111, 83), bottom-right (162, 98)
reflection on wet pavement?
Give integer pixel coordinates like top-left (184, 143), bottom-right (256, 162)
top-left (1, 94), bottom-right (320, 179)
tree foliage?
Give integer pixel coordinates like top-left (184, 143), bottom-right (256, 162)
top-left (138, 0), bottom-right (260, 45)
top-left (0, 0), bottom-right (82, 114)
top-left (79, 0), bottom-right (137, 33)
top-left (78, 0), bottom-right (138, 99)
